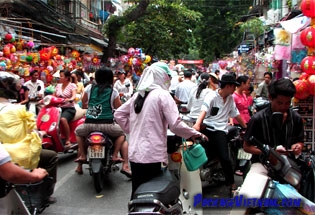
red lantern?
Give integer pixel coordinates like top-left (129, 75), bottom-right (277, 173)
top-left (301, 0), bottom-right (315, 18)
top-left (4, 33), bottom-right (12, 41)
top-left (300, 26), bottom-right (315, 48)
top-left (294, 79), bottom-right (310, 100)
top-left (308, 75), bottom-right (315, 95)
top-left (301, 56), bottom-right (315, 75)
top-left (299, 72), bottom-right (310, 80)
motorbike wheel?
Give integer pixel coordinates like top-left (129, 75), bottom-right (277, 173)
top-left (93, 171), bottom-right (105, 193)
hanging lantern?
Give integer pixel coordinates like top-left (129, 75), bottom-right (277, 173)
top-left (301, 0), bottom-right (315, 18)
top-left (308, 74), bottom-right (315, 95)
top-left (4, 33), bottom-right (12, 41)
top-left (294, 79), bottom-right (311, 100)
top-left (301, 55), bottom-right (315, 75)
top-left (299, 72), bottom-right (310, 80)
top-left (300, 26), bottom-right (315, 48)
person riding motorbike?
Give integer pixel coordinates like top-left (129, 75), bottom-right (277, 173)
top-left (74, 67), bottom-right (131, 177)
top-left (53, 69), bottom-right (77, 149)
top-left (193, 73), bottom-right (247, 197)
top-left (114, 62), bottom-right (206, 198)
top-left (0, 71), bottom-right (58, 203)
top-left (243, 78), bottom-right (304, 178)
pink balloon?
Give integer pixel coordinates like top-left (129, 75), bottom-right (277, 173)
top-left (128, 48), bottom-right (135, 56)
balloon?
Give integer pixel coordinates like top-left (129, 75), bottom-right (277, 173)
top-left (120, 55), bottom-right (129, 63)
top-left (144, 55), bottom-right (151, 64)
top-left (27, 41), bottom-right (34, 49)
top-left (128, 48), bottom-right (135, 56)
top-left (140, 53), bottom-right (146, 62)
top-left (218, 60), bottom-right (227, 69)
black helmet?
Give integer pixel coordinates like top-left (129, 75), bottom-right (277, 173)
top-left (0, 71), bottom-right (19, 99)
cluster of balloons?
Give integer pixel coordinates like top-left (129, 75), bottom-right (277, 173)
top-left (119, 47), bottom-right (151, 67)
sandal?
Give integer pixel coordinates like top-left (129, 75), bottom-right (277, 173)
top-left (74, 158), bottom-right (88, 164)
top-left (75, 166), bottom-right (83, 175)
top-left (230, 187), bottom-right (238, 198)
top-left (120, 169), bottom-right (132, 178)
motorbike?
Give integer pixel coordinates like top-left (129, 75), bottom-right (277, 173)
top-left (36, 95), bottom-right (86, 153)
top-left (0, 177), bottom-right (53, 215)
top-left (231, 112), bottom-right (315, 215)
top-left (128, 130), bottom-right (204, 215)
top-left (199, 125), bottom-right (239, 185)
top-left (86, 131), bottom-right (121, 193)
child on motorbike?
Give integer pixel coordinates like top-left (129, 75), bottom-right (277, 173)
top-left (74, 68), bottom-right (131, 177)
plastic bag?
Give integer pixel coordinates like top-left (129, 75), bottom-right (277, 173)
top-left (0, 104), bottom-right (42, 169)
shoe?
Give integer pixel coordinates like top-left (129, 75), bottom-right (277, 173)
top-left (75, 168), bottom-right (83, 175)
top-left (234, 170), bottom-right (243, 176)
top-left (48, 196), bottom-right (57, 204)
top-left (120, 169), bottom-right (132, 178)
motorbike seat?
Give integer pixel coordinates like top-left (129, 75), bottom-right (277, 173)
top-left (133, 169), bottom-right (180, 206)
top-left (73, 106), bottom-right (86, 121)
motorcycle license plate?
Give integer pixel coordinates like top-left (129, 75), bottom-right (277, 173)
top-left (88, 146), bottom-right (105, 159)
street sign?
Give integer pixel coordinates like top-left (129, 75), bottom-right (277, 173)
top-left (238, 44), bottom-right (250, 53)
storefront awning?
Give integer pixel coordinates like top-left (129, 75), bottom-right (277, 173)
top-left (90, 36), bottom-right (108, 47)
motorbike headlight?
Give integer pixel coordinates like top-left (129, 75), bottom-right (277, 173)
top-left (43, 95), bottom-right (52, 106)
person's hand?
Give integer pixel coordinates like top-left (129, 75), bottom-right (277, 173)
top-left (291, 143), bottom-right (303, 156)
top-left (190, 133), bottom-right (208, 142)
top-left (31, 168), bottom-right (48, 182)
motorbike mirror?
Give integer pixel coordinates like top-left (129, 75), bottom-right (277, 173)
top-left (271, 112), bottom-right (283, 130)
top-left (37, 86), bottom-right (41, 91)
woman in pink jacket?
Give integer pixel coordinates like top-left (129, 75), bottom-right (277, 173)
top-left (114, 62), bottom-right (205, 198)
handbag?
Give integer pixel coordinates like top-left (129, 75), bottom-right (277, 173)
top-left (237, 148), bottom-right (252, 160)
top-left (182, 138), bottom-right (208, 171)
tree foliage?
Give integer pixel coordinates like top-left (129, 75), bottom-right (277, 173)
top-left (107, 0), bottom-right (202, 60)
top-left (239, 17), bottom-right (265, 39)
top-left (102, 0), bottom-right (253, 63)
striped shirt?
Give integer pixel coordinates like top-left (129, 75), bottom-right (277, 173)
top-left (55, 83), bottom-right (77, 108)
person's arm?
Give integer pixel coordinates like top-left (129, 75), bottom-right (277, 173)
top-left (19, 89), bottom-right (29, 105)
top-left (81, 92), bottom-right (88, 109)
top-left (193, 110), bottom-right (206, 131)
top-left (243, 141), bottom-right (262, 155)
top-left (114, 97), bottom-right (132, 134)
top-left (234, 115), bottom-right (247, 129)
top-left (0, 161), bottom-right (48, 184)
top-left (38, 81), bottom-right (45, 98)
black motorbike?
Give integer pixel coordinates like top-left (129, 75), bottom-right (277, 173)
top-left (86, 132), bottom-right (120, 193)
top-left (199, 125), bottom-right (240, 185)
top-left (128, 131), bottom-right (197, 214)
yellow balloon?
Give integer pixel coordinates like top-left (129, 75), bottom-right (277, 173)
top-left (144, 55), bottom-right (151, 64)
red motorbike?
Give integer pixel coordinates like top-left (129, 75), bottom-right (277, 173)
top-left (36, 95), bottom-right (86, 153)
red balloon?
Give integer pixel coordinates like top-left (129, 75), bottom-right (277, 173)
top-left (301, 0), bottom-right (315, 18)
top-left (301, 56), bottom-right (315, 75)
top-left (300, 26), bottom-right (315, 48)
top-left (308, 75), bottom-right (315, 96)
top-left (294, 79), bottom-right (310, 100)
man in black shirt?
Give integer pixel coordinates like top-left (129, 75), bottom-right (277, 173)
top-left (243, 78), bottom-right (304, 173)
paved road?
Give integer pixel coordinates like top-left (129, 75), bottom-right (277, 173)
top-left (42, 152), bottom-right (244, 215)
